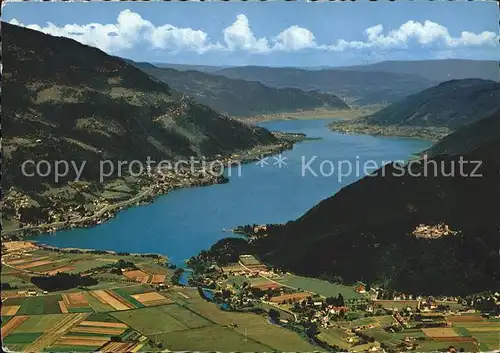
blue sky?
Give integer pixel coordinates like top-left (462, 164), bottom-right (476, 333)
top-left (3, 0), bottom-right (499, 67)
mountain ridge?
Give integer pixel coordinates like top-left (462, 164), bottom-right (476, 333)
top-left (214, 66), bottom-right (436, 105)
top-left (130, 61), bottom-right (350, 117)
top-left (337, 59), bottom-right (500, 82)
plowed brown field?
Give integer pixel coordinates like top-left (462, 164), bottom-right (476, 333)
top-left (1, 305), bottom-right (21, 316)
top-left (24, 313), bottom-right (89, 352)
top-left (1, 315), bottom-right (28, 337)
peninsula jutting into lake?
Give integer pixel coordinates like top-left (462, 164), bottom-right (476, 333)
top-left (2, 1), bottom-right (499, 352)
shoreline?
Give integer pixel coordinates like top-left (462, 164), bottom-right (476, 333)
top-left (328, 120), bottom-right (451, 142)
top-left (234, 106), bottom-right (384, 124)
top-left (2, 133), bottom-right (306, 241)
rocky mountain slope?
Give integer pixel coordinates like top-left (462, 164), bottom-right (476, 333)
top-left (130, 62), bottom-right (349, 117)
top-left (248, 111), bottom-right (500, 295)
top-left (215, 66), bottom-right (436, 105)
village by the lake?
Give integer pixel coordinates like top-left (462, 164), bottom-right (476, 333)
top-left (2, 240), bottom-right (500, 352)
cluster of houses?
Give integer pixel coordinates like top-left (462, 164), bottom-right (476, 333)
top-left (252, 225), bottom-right (268, 234)
top-left (412, 223), bottom-right (457, 239)
top-left (2, 188), bottom-right (32, 213)
top-left (150, 168), bottom-right (217, 194)
top-left (310, 304), bottom-right (353, 328)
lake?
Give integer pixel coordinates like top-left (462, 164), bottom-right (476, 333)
top-left (32, 119), bottom-right (432, 265)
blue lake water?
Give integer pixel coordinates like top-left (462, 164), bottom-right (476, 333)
top-left (32, 119), bottom-right (432, 265)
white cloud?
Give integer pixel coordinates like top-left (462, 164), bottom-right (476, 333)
top-left (9, 10), bottom-right (220, 54)
top-left (273, 25), bottom-right (317, 51)
top-left (321, 20), bottom-right (498, 52)
top-left (10, 10), bottom-right (152, 53)
top-left (223, 14), bottom-right (270, 53)
top-left (448, 31), bottom-right (498, 47)
top-left (148, 25), bottom-right (223, 53)
top-left (9, 12), bottom-right (499, 55)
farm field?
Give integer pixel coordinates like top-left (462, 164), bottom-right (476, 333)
top-left (2, 241), bottom-right (498, 352)
top-left (352, 317), bottom-right (498, 353)
top-left (3, 332), bottom-right (44, 345)
top-left (269, 292), bottom-right (312, 303)
top-left (155, 325), bottom-right (273, 351)
top-left (472, 331), bottom-right (500, 351)
top-left (361, 327), bottom-right (393, 343)
top-left (2, 305), bottom-right (21, 316)
top-left (447, 314), bottom-right (485, 323)
top-left (317, 327), bottom-right (357, 349)
top-left (252, 302), bottom-right (296, 322)
top-left (21, 313), bottom-right (90, 352)
top-left (2, 246), bottom-right (171, 286)
top-left (227, 275), bottom-right (273, 288)
top-left (275, 274), bottom-right (365, 299)
top-left (1, 288), bottom-right (157, 316)
top-left (110, 305), bottom-right (192, 335)
top-left (450, 319), bottom-right (500, 351)
top-left (2, 315), bottom-right (29, 338)
top-left (180, 288), bottom-right (321, 351)
top-left (82, 291), bottom-right (116, 312)
top-left (1, 242), bottom-right (172, 351)
top-left (338, 316), bottom-right (379, 329)
top-left (373, 299), bottom-right (419, 310)
top-left (152, 303), bottom-right (211, 328)
top-left (1, 274), bottom-right (38, 290)
top-left (221, 264), bottom-right (247, 273)
top-left (109, 287), bottom-right (320, 352)
top-left (374, 315), bottom-right (395, 326)
top-left (100, 341), bottom-right (144, 352)
top-left (15, 295), bottom-right (63, 315)
top-left (10, 314), bottom-right (67, 333)
top-left (422, 327), bottom-right (460, 338)
top-left (3, 290), bottom-right (144, 316)
top-left (90, 290), bottom-right (123, 311)
top-left (417, 339), bottom-right (480, 352)
top-left (1, 312), bottom-right (144, 353)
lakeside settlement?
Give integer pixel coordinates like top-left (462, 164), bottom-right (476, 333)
top-left (2, 132), bottom-right (305, 242)
top-left (185, 235), bottom-right (500, 353)
top-left (2, 240), bottom-right (500, 353)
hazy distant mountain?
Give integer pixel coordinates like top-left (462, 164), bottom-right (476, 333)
top-left (337, 59), bottom-right (499, 83)
top-left (131, 62), bottom-right (349, 116)
top-left (151, 63), bottom-right (229, 74)
top-left (215, 66), bottom-right (435, 105)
